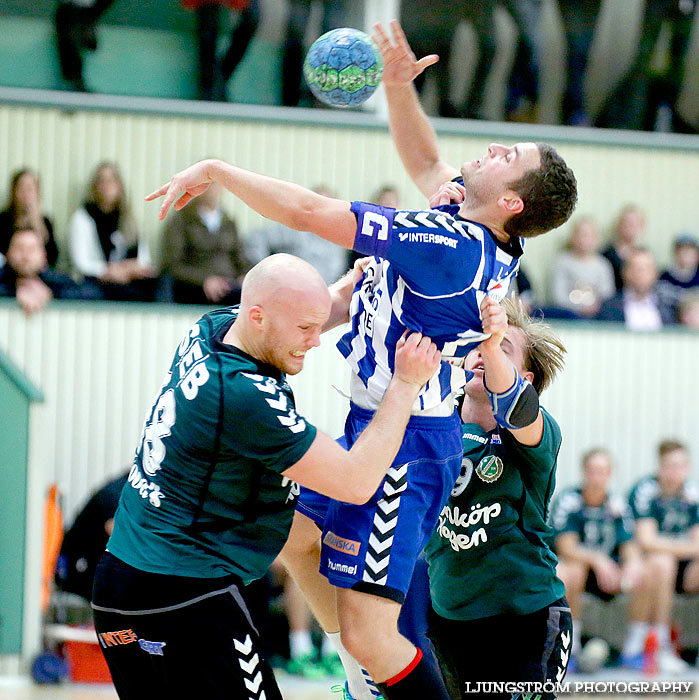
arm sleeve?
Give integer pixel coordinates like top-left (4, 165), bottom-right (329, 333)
top-left (223, 373), bottom-right (317, 473)
top-left (350, 201), bottom-right (485, 297)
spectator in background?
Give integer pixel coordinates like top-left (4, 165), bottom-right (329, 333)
top-left (181, 0), bottom-right (260, 101)
top-left (596, 0), bottom-right (697, 132)
top-left (0, 169), bottom-right (59, 268)
top-left (161, 181), bottom-right (249, 304)
top-left (550, 448), bottom-right (645, 671)
top-left (0, 228), bottom-right (86, 315)
top-left (551, 216), bottom-right (615, 318)
top-left (501, 0), bottom-right (542, 123)
top-left (281, 0), bottom-right (351, 107)
top-left (558, 0), bottom-right (602, 126)
top-left (55, 471), bottom-right (129, 602)
top-left (602, 204), bottom-right (646, 291)
top-left (658, 233), bottom-right (699, 307)
top-left (626, 439), bottom-right (699, 672)
top-left (54, 0), bottom-right (115, 92)
top-left (400, 0), bottom-right (497, 119)
top-left (69, 162), bottom-right (156, 302)
top-left (678, 293), bottom-right (699, 329)
top-left (245, 186), bottom-right (347, 285)
top-left (596, 248), bottom-right (676, 329)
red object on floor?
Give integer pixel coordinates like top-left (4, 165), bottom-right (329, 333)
top-left (65, 640), bottom-right (112, 683)
top-left (643, 629), bottom-right (659, 676)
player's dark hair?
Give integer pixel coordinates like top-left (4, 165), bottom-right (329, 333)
top-left (505, 144), bottom-right (578, 239)
top-left (658, 439), bottom-right (686, 458)
top-left (502, 297), bottom-right (566, 394)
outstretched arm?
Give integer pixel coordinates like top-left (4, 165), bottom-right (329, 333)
top-left (146, 159), bottom-right (358, 249)
top-left (479, 297), bottom-right (544, 446)
top-left (372, 20), bottom-right (460, 198)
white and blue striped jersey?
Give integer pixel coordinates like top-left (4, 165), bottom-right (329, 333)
top-left (338, 201), bottom-right (524, 415)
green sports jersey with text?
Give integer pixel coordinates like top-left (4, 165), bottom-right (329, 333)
top-left (425, 408), bottom-right (565, 620)
top-left (107, 307), bottom-right (317, 584)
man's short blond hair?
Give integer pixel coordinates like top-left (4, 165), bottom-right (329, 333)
top-left (501, 297), bottom-right (566, 394)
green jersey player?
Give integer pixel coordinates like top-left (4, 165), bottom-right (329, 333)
top-left (424, 297), bottom-right (570, 700)
top-left (92, 254), bottom-right (441, 700)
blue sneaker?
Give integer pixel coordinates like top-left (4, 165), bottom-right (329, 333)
top-left (620, 653), bottom-right (644, 671)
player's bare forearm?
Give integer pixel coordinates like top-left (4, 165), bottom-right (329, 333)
top-left (283, 333), bottom-right (439, 503)
top-left (384, 84), bottom-right (458, 197)
top-left (148, 159), bottom-right (357, 248)
top-left (323, 261), bottom-right (365, 331)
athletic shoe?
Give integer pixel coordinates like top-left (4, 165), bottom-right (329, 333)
top-left (619, 652), bottom-right (644, 671)
top-left (579, 638), bottom-right (610, 673)
top-left (286, 652), bottom-right (328, 679)
top-left (330, 681), bottom-right (385, 700)
top-left (331, 683), bottom-right (353, 700)
top-left (566, 655), bottom-right (579, 674)
top-left (657, 649), bottom-right (691, 675)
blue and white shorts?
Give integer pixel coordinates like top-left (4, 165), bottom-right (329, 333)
top-left (316, 403), bottom-right (463, 603)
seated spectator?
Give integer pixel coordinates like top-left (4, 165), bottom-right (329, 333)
top-left (245, 186), bottom-right (346, 285)
top-left (550, 448), bottom-right (644, 671)
top-left (0, 169), bottom-right (60, 268)
top-left (551, 216), bottom-right (615, 318)
top-left (678, 293), bottom-right (699, 329)
top-left (160, 182), bottom-right (249, 304)
top-left (602, 204), bottom-right (646, 291)
top-left (69, 162), bottom-right (156, 301)
top-left (0, 228), bottom-right (86, 315)
top-left (658, 233), bottom-right (699, 307)
top-left (55, 471), bottom-right (128, 602)
top-left (595, 248), bottom-right (675, 329)
top-left (626, 440), bottom-right (699, 672)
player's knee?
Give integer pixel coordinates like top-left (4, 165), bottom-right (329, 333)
top-left (647, 552), bottom-right (677, 580)
top-left (557, 560), bottom-right (585, 591)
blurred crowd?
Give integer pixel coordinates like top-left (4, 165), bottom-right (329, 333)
top-left (51, 0), bottom-right (698, 133)
top-left (549, 438), bottom-right (699, 674)
top-left (1, 165), bottom-right (698, 333)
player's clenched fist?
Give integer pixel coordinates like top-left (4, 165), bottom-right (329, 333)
top-left (394, 331), bottom-right (441, 386)
top-left (480, 297), bottom-right (508, 345)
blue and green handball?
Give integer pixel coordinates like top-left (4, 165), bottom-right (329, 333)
top-left (303, 28), bottom-right (384, 108)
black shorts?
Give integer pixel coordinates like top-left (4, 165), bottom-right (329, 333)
top-left (92, 552), bottom-right (282, 700)
top-left (428, 598), bottom-right (572, 700)
top-left (584, 569), bottom-right (617, 602)
top-left (676, 559), bottom-right (694, 594)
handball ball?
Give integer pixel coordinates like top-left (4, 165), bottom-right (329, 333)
top-left (303, 28), bottom-right (383, 108)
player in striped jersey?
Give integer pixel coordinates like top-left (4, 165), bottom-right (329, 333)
top-left (149, 97), bottom-right (577, 695)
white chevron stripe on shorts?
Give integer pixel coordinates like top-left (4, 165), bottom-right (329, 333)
top-left (362, 463), bottom-right (408, 585)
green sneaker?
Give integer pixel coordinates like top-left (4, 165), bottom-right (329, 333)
top-left (330, 683), bottom-right (352, 699)
top-left (330, 681), bottom-right (385, 700)
top-left (286, 652), bottom-right (328, 679)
